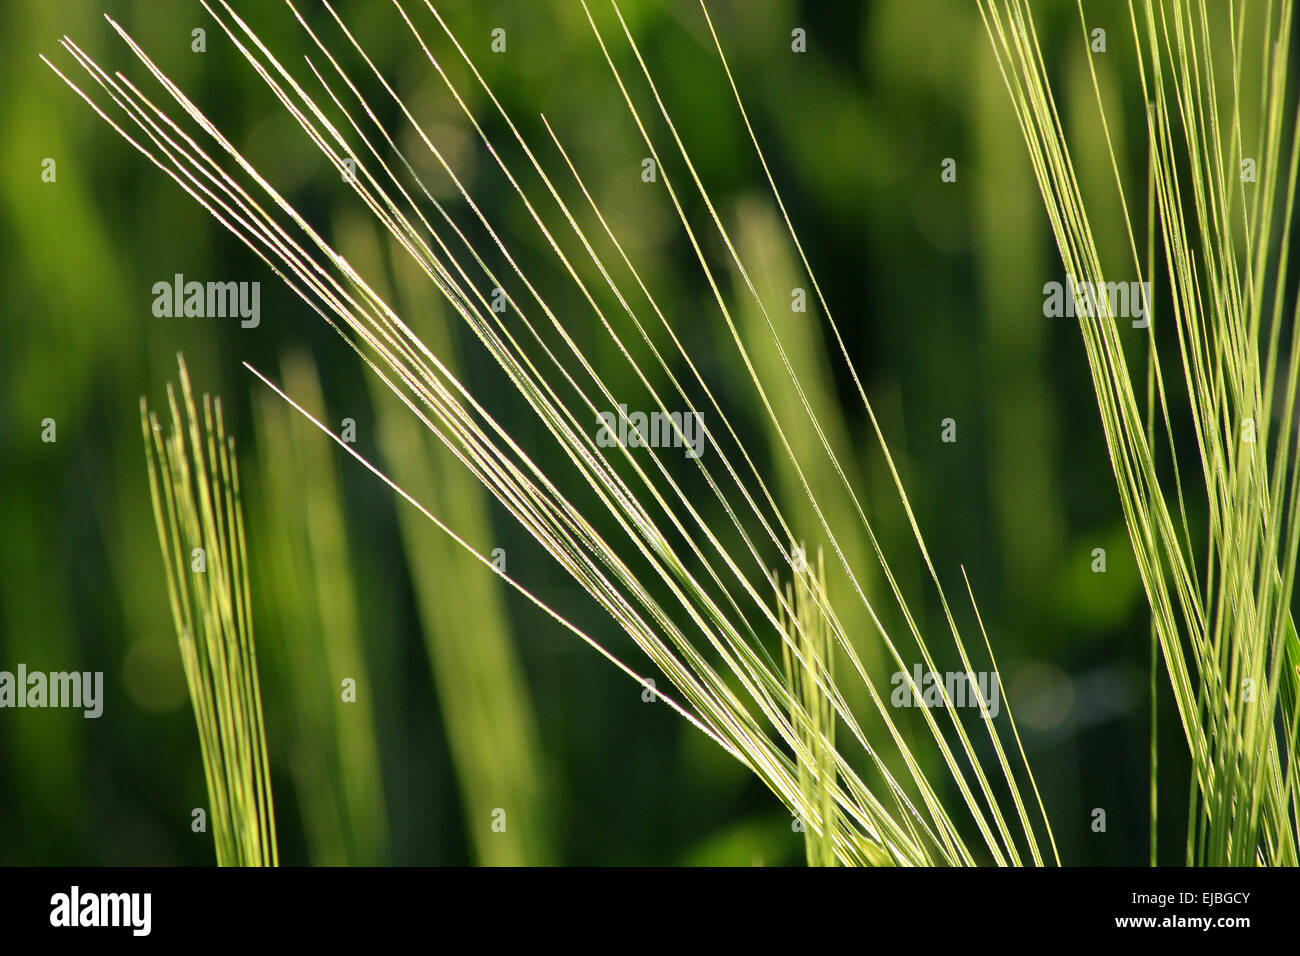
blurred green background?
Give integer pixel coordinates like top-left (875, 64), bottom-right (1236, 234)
top-left (1, 0), bottom-right (1178, 865)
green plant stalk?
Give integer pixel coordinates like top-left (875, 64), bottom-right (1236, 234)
top-left (254, 354), bottom-right (389, 865)
top-left (981, 0), bottom-right (1300, 864)
top-left (339, 214), bottom-right (554, 866)
top-left (141, 354), bottom-right (278, 867)
top-left (781, 549), bottom-right (839, 867)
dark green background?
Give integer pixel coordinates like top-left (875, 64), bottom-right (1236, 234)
top-left (1, 0), bottom-right (1179, 865)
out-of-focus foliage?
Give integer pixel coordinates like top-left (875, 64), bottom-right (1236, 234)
top-left (2, 0), bottom-right (1175, 864)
